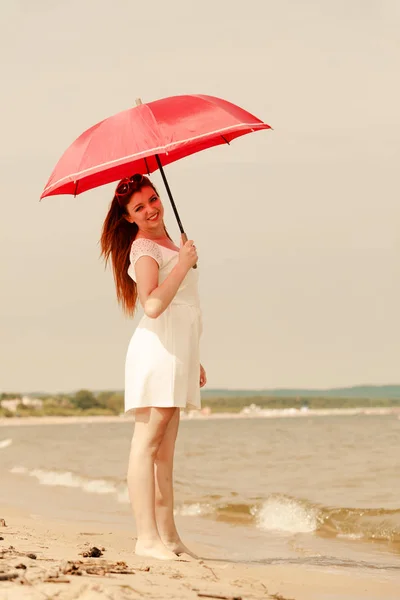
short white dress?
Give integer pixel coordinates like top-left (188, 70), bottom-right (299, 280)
top-left (124, 238), bottom-right (203, 412)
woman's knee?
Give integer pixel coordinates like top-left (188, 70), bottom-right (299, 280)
top-left (155, 441), bottom-right (175, 464)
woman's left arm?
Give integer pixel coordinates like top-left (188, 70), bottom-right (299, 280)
top-left (200, 364), bottom-right (207, 388)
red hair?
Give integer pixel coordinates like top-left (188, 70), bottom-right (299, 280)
top-left (100, 176), bottom-right (159, 316)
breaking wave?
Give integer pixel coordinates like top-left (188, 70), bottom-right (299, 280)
top-left (176, 493), bottom-right (400, 545)
top-left (252, 495), bottom-right (317, 533)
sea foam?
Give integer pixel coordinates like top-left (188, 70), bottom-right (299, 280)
top-left (252, 494), bottom-right (318, 533)
top-left (10, 466), bottom-right (127, 500)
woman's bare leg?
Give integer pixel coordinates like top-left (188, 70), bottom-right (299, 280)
top-left (127, 407), bottom-right (179, 560)
top-left (154, 408), bottom-right (198, 558)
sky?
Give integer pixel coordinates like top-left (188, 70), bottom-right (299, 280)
top-left (1, 0), bottom-right (399, 394)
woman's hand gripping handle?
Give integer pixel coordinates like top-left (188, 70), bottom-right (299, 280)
top-left (180, 233), bottom-right (198, 269)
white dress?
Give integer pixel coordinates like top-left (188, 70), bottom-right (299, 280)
top-left (124, 238), bottom-right (203, 412)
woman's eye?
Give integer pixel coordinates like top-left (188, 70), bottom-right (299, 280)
top-left (135, 207), bottom-right (143, 212)
top-left (151, 197), bottom-right (157, 202)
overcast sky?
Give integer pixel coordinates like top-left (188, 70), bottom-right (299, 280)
top-left (1, 0), bottom-right (399, 394)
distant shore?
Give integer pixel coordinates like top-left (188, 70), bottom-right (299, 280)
top-left (1, 406), bottom-right (399, 427)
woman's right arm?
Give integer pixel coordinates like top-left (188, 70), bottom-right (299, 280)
top-left (135, 240), bottom-right (197, 319)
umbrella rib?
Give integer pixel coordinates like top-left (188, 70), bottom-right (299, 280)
top-left (43, 122), bottom-right (269, 194)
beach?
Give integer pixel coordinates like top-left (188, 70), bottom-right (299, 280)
top-left (1, 505), bottom-right (399, 600)
top-left (1, 414), bottom-right (400, 599)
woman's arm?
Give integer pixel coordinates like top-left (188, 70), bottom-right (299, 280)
top-left (135, 258), bottom-right (187, 318)
top-left (200, 364), bottom-right (207, 387)
top-left (135, 240), bottom-right (197, 319)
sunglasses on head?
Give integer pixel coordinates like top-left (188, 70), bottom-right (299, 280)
top-left (115, 174), bottom-right (144, 201)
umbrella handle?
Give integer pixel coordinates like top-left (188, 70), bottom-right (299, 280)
top-left (181, 233), bottom-right (198, 269)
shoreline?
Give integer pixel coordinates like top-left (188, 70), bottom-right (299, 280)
top-left (1, 406), bottom-right (399, 427)
top-left (0, 506), bottom-right (399, 600)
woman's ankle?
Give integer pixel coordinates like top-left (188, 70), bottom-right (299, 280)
top-left (136, 534), bottom-right (162, 546)
top-left (157, 529), bottom-right (180, 544)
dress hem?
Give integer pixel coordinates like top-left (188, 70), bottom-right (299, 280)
top-left (125, 403), bottom-right (201, 414)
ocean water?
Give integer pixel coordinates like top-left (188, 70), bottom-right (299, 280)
top-left (1, 415), bottom-right (400, 569)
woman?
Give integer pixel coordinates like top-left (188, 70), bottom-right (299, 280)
top-left (101, 174), bottom-right (206, 561)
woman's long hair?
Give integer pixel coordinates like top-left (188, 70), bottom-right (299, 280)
top-left (100, 176), bottom-right (159, 316)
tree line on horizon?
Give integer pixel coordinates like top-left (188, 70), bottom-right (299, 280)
top-left (1, 389), bottom-right (400, 418)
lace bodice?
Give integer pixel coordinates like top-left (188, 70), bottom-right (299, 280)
top-left (129, 239), bottom-right (163, 278)
top-left (127, 238), bottom-right (200, 308)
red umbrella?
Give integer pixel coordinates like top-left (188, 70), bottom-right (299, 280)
top-left (41, 94), bottom-right (271, 237)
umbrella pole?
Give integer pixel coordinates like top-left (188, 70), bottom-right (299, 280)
top-left (154, 154), bottom-right (186, 239)
top-left (135, 98), bottom-right (195, 265)
top-left (155, 155), bottom-right (197, 268)
top-left (135, 97), bottom-right (186, 239)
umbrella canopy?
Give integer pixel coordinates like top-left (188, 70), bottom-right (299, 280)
top-left (40, 94), bottom-right (271, 199)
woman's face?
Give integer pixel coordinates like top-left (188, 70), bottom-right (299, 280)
top-left (125, 186), bottom-right (164, 232)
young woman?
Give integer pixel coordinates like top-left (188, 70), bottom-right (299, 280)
top-left (101, 174), bottom-right (206, 560)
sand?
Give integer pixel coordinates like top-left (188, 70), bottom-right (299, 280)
top-left (0, 505), bottom-right (398, 600)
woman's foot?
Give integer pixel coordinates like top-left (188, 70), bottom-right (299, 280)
top-left (135, 540), bottom-right (179, 561)
top-left (162, 539), bottom-right (199, 559)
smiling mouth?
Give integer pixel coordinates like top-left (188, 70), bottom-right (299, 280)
top-left (148, 213), bottom-right (159, 221)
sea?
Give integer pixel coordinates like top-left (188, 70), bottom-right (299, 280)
top-left (1, 414), bottom-right (400, 571)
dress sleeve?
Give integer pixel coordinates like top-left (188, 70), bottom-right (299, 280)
top-left (129, 239), bottom-right (163, 282)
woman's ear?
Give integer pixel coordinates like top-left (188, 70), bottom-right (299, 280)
top-left (124, 213), bottom-right (135, 224)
